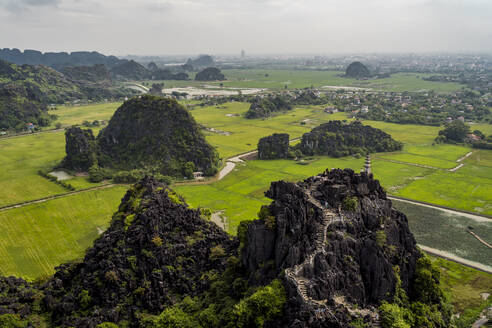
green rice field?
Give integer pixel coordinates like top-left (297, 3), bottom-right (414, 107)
top-left (144, 69), bottom-right (465, 93)
top-left (0, 186), bottom-right (127, 279)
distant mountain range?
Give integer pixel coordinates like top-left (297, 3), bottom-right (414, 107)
top-left (0, 48), bottom-right (125, 70)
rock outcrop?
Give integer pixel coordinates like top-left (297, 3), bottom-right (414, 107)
top-left (97, 95), bottom-right (219, 176)
top-left (299, 120), bottom-right (402, 157)
top-left (258, 133), bottom-right (290, 159)
top-left (242, 168), bottom-right (420, 327)
top-left (194, 67), bottom-right (225, 81)
top-left (62, 127), bottom-right (97, 171)
top-left (110, 60), bottom-right (150, 80)
top-left (345, 62), bottom-right (370, 79)
top-left (186, 55), bottom-right (214, 68)
top-left (43, 177), bottom-right (238, 326)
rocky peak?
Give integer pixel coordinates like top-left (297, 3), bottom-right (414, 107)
top-left (44, 177), bottom-right (238, 326)
top-left (242, 168), bottom-right (419, 327)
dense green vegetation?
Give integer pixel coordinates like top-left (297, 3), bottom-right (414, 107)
top-left (432, 257), bottom-right (492, 328)
top-left (0, 59), bottom-right (133, 131)
top-left (379, 255), bottom-right (453, 328)
top-left (0, 60), bottom-right (78, 131)
top-left (95, 96), bottom-right (219, 177)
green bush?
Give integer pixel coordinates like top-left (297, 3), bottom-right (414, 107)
top-left (376, 230), bottom-right (387, 248)
top-left (0, 314), bottom-right (27, 328)
top-left (89, 165), bottom-right (112, 182)
top-left (232, 279), bottom-right (286, 328)
top-left (209, 245), bottom-right (226, 260)
top-left (258, 206), bottom-right (275, 229)
top-left (155, 307), bottom-right (201, 328)
top-left (96, 323), bottom-right (119, 328)
top-left (342, 196), bottom-right (358, 211)
top-left (379, 302), bottom-right (411, 328)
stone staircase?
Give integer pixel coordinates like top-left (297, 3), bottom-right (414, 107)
top-left (285, 177), bottom-right (335, 312)
top-left (285, 175), bottom-right (380, 326)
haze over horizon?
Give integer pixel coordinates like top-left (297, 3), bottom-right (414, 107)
top-left (0, 0), bottom-right (491, 56)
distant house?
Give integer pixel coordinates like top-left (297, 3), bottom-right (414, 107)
top-left (0, 131), bottom-right (7, 136)
top-left (361, 106), bottom-right (369, 113)
top-left (26, 123), bottom-right (35, 132)
top-left (324, 107), bottom-right (338, 114)
top-left (466, 134), bottom-right (481, 142)
top-left (457, 116), bottom-right (465, 122)
top-left (193, 171), bottom-right (204, 180)
top-left (446, 117), bottom-right (453, 123)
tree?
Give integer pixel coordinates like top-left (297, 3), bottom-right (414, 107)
top-left (437, 120), bottom-right (470, 143)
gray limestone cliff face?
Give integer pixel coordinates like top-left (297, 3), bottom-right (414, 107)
top-left (242, 168), bottom-right (419, 327)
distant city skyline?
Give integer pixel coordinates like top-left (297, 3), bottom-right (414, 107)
top-left (0, 0), bottom-right (491, 56)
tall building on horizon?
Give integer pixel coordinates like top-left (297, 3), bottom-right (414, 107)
top-left (241, 49), bottom-right (245, 58)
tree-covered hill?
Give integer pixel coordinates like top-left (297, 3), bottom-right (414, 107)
top-left (299, 120), bottom-right (403, 157)
top-left (0, 60), bottom-right (135, 131)
top-left (64, 96), bottom-right (220, 178)
top-left (0, 60), bottom-right (82, 130)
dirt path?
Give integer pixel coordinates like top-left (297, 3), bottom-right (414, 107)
top-left (468, 231), bottom-right (492, 249)
top-left (0, 128), bottom-right (64, 141)
top-left (449, 163), bottom-right (464, 172)
top-left (375, 158), bottom-right (442, 170)
top-left (0, 184), bottom-right (118, 212)
top-left (418, 245), bottom-right (492, 274)
top-left (457, 151), bottom-right (474, 163)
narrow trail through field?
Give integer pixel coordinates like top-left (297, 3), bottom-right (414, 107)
top-left (468, 230), bottom-right (492, 249)
top-left (0, 128), bottom-right (64, 141)
top-left (0, 184), bottom-right (119, 212)
top-left (375, 157), bottom-right (442, 170)
top-left (457, 151), bottom-right (474, 162)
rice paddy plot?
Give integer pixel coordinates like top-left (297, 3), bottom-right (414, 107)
top-left (0, 186), bottom-right (127, 280)
top-left (392, 199), bottom-right (492, 266)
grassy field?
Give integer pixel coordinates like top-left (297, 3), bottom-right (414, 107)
top-left (0, 132), bottom-right (71, 207)
top-left (175, 157), bottom-right (364, 234)
top-left (0, 186), bottom-right (127, 279)
top-left (393, 200), bottom-right (492, 265)
top-left (48, 102), bottom-right (121, 128)
top-left (432, 257), bottom-right (492, 325)
top-left (144, 70), bottom-right (465, 93)
top-left (431, 256), bottom-right (492, 317)
top-left (0, 131), bottom-right (108, 207)
top-left (191, 102), bottom-right (347, 157)
top-left (397, 170), bottom-right (492, 215)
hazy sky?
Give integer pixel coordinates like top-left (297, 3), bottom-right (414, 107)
top-left (0, 0), bottom-right (491, 56)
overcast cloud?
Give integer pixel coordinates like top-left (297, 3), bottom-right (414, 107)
top-left (0, 0), bottom-right (491, 55)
